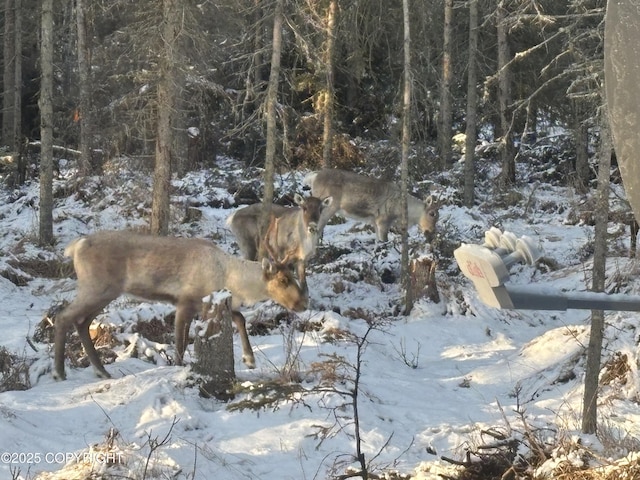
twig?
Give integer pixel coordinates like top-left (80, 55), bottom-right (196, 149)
top-left (25, 336), bottom-right (38, 352)
top-left (440, 455), bottom-right (470, 467)
top-left (142, 416), bottom-right (180, 479)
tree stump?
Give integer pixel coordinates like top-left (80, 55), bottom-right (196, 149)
top-left (183, 205), bottom-right (202, 224)
top-left (406, 256), bottom-right (439, 313)
top-left (194, 291), bottom-right (235, 400)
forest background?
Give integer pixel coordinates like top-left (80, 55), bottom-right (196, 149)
top-left (0, 0), bottom-right (605, 216)
top-left (2, 1), bottom-right (637, 478)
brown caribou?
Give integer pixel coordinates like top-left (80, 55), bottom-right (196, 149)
top-left (53, 230), bottom-right (308, 380)
top-left (226, 193), bottom-right (333, 291)
top-left (304, 169), bottom-right (440, 242)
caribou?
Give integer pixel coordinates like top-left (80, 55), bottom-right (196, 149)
top-left (304, 168), bottom-right (440, 242)
top-left (53, 230), bottom-right (308, 380)
top-left (226, 193), bottom-right (333, 291)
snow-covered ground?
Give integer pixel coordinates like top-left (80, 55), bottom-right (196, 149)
top-left (0, 156), bottom-right (638, 479)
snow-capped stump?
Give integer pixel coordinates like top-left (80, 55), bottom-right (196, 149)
top-left (193, 291), bottom-right (235, 400)
top-left (182, 205), bottom-right (202, 224)
top-left (406, 256), bottom-right (440, 312)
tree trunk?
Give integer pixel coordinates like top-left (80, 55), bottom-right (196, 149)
top-left (194, 292), bottom-right (236, 400)
top-left (12, 0), bottom-right (21, 152)
top-left (572, 101), bottom-right (590, 193)
top-left (406, 257), bottom-right (440, 310)
top-left (173, 94), bottom-right (189, 176)
top-left (60, 1), bottom-right (74, 99)
top-left (581, 115), bottom-right (611, 435)
top-left (463, 0), bottom-right (478, 207)
top-left (38, 0), bottom-right (54, 246)
top-left (264, 0), bottom-right (283, 206)
top-left (259, 0), bottom-right (284, 254)
top-left (321, 0), bottom-right (337, 168)
top-left (3, 0), bottom-right (15, 148)
top-left (151, 0), bottom-right (180, 235)
top-left (241, 0), bottom-right (265, 126)
top-left (630, 219), bottom-right (638, 258)
top-left (13, 0), bottom-right (23, 184)
top-left (400, 0), bottom-right (412, 312)
top-left (497, 1), bottom-right (515, 187)
top-left (76, 0), bottom-right (91, 177)
top-left (438, 0), bottom-right (453, 169)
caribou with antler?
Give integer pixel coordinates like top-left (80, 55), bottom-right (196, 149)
top-left (53, 230), bottom-right (308, 380)
top-left (227, 193), bottom-right (333, 291)
top-left (304, 169), bottom-right (440, 242)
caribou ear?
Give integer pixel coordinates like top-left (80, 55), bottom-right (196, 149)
top-left (261, 257), bottom-right (275, 274)
top-left (294, 193), bottom-right (305, 205)
top-left (425, 195), bottom-right (434, 206)
top-left (322, 196), bottom-right (333, 207)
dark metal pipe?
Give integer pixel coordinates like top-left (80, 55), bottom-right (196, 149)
top-left (506, 285), bottom-right (640, 312)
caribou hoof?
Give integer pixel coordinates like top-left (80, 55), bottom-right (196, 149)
top-left (243, 354), bottom-right (256, 369)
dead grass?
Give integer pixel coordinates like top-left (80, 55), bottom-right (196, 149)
top-left (440, 422), bottom-right (640, 480)
top-left (543, 455), bottom-right (640, 480)
top-left (7, 255), bottom-right (73, 280)
top-left (227, 379), bottom-right (307, 412)
top-left (0, 266), bottom-right (30, 286)
top-left (37, 301), bottom-right (120, 371)
top-left (600, 352), bottom-right (630, 387)
top-left (0, 346), bottom-right (31, 392)
top-left (132, 315), bottom-right (174, 344)
top-left (33, 301), bottom-right (68, 344)
top-left (64, 324), bottom-right (119, 370)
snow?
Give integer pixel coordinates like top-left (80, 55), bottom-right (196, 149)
top-left (0, 156), bottom-right (639, 479)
